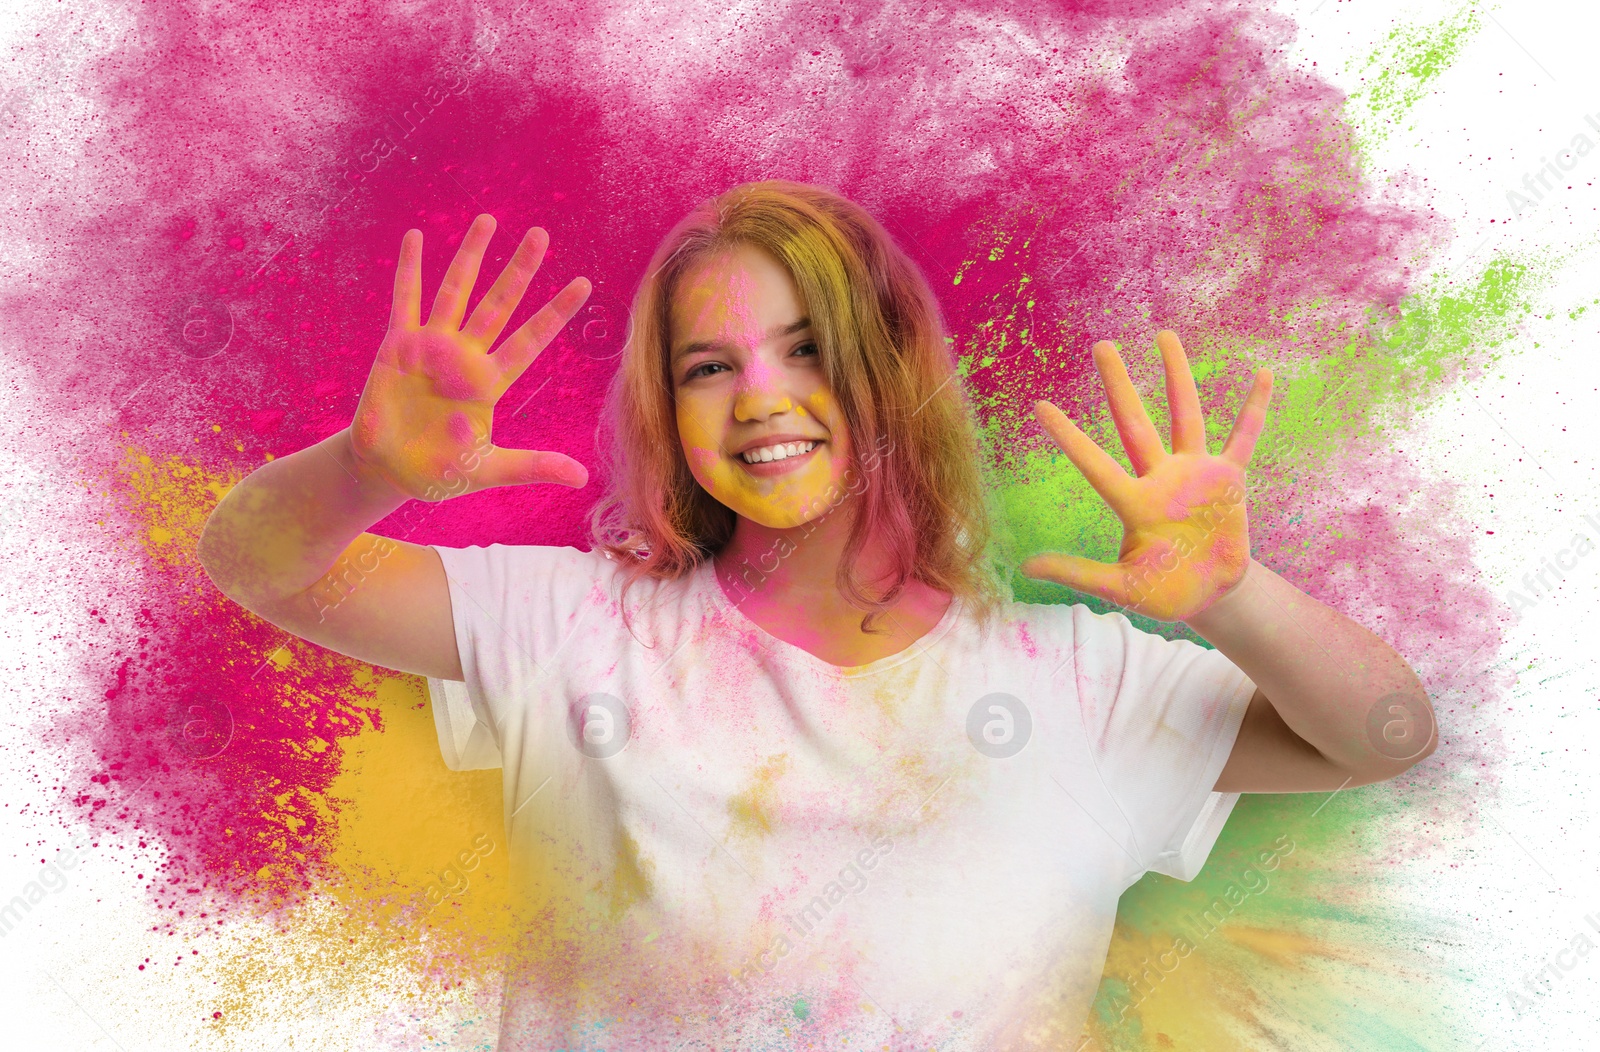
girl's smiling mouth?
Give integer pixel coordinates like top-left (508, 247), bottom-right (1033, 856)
top-left (733, 438), bottom-right (824, 476)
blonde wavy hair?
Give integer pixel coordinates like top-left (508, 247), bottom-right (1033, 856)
top-left (587, 179), bottom-right (1007, 635)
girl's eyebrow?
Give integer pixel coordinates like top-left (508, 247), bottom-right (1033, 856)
top-left (671, 316), bottom-right (812, 363)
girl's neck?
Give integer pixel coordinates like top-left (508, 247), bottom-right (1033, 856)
top-left (710, 503), bottom-right (954, 664)
top-left (713, 503), bottom-right (864, 611)
top-left (713, 497), bottom-right (938, 614)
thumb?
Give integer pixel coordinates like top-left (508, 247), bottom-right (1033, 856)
top-left (470, 446), bottom-right (590, 490)
top-left (1019, 553), bottom-right (1129, 604)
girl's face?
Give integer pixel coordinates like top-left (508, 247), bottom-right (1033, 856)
top-left (669, 243), bottom-right (854, 529)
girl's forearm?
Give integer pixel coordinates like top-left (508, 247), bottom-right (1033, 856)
top-left (1183, 558), bottom-right (1435, 778)
top-left (197, 428), bottom-right (409, 609)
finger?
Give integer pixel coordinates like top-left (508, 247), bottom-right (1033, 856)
top-left (1157, 330), bottom-right (1206, 455)
top-left (489, 276), bottom-right (593, 399)
top-left (390, 229), bottom-right (422, 332)
top-left (469, 446), bottom-right (590, 490)
top-left (462, 226), bottom-right (550, 348)
top-left (1092, 341), bottom-right (1166, 475)
top-left (426, 214), bottom-right (497, 331)
top-left (1018, 553), bottom-right (1130, 605)
top-left (1220, 367), bottom-right (1275, 468)
top-left (1034, 399), bottom-right (1135, 509)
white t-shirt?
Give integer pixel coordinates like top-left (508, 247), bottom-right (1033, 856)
top-left (425, 543), bottom-right (1254, 1051)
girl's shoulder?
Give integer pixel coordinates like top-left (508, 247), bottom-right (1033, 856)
top-left (978, 597), bottom-right (1191, 664)
top-left (998, 597), bottom-right (1167, 638)
top-left (439, 540), bottom-right (612, 574)
top-left (944, 594), bottom-right (1083, 663)
top-left (432, 541), bottom-right (633, 607)
top-left (979, 595), bottom-right (1089, 636)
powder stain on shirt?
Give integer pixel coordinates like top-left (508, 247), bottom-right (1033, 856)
top-left (726, 753), bottom-right (792, 839)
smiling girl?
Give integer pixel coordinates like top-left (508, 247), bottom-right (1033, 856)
top-left (198, 180), bottom-right (1437, 1050)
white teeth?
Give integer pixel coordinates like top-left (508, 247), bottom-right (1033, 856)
top-left (740, 440), bottom-right (818, 464)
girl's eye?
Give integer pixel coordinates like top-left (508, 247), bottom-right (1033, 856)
top-left (683, 343), bottom-right (816, 381)
top-left (684, 361), bottom-right (725, 381)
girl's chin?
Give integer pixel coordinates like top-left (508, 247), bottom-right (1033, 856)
top-left (728, 500), bottom-right (826, 530)
top-left (719, 485), bottom-right (843, 530)
top-left (690, 466), bottom-right (839, 529)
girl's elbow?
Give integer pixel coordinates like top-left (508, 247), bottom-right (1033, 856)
top-left (1356, 685), bottom-right (1436, 783)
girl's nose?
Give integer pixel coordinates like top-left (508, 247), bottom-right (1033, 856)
top-left (734, 385), bottom-right (796, 422)
top-left (731, 350), bottom-right (794, 418)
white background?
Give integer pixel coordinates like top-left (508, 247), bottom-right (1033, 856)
top-left (1, 0), bottom-right (1597, 1048)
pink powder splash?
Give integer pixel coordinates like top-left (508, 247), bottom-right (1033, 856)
top-left (4, 0), bottom-right (1487, 974)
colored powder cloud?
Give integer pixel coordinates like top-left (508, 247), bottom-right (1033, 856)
top-left (1345, 4), bottom-right (1485, 149)
top-left (0, 0), bottom-right (1528, 1045)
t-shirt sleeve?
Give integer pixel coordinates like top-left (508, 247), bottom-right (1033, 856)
top-left (1067, 604), bottom-right (1256, 882)
top-left (424, 543), bottom-right (611, 772)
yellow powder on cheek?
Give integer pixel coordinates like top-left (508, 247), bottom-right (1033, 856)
top-left (676, 399), bottom-right (720, 452)
top-left (801, 389), bottom-right (854, 479)
top-left (676, 401), bottom-right (729, 489)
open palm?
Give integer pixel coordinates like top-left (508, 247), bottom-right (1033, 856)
top-left (349, 214), bottom-right (592, 502)
top-left (1020, 330), bottom-right (1273, 622)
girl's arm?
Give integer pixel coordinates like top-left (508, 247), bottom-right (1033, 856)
top-left (197, 427), bottom-right (460, 680)
top-left (1187, 558), bottom-right (1434, 793)
top-left (1022, 330), bottom-right (1434, 794)
top-left (197, 215), bottom-right (591, 681)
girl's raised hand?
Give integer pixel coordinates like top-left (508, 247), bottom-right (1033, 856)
top-left (349, 214), bottom-right (592, 502)
top-left (1019, 330), bottom-right (1273, 622)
